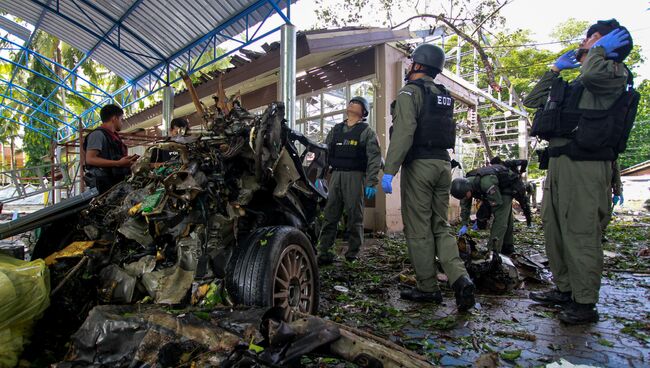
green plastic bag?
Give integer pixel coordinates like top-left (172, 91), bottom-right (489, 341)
top-left (0, 255), bottom-right (50, 367)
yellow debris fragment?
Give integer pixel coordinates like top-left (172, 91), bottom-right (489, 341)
top-left (44, 241), bottom-right (95, 266)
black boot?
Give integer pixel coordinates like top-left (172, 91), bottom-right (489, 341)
top-left (559, 301), bottom-right (599, 324)
top-left (452, 275), bottom-right (476, 311)
top-left (501, 243), bottom-right (515, 255)
top-left (529, 288), bottom-right (571, 304)
top-left (400, 288), bottom-right (443, 303)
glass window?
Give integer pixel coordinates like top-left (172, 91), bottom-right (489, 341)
top-left (322, 88), bottom-right (346, 115)
top-left (295, 100), bottom-right (303, 120)
top-left (323, 114), bottom-right (344, 139)
top-left (305, 118), bottom-right (322, 143)
top-left (304, 95), bottom-right (321, 118)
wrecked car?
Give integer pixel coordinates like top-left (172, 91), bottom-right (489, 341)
top-left (23, 101), bottom-right (329, 324)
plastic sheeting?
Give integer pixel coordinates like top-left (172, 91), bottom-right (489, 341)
top-left (0, 255), bottom-right (50, 367)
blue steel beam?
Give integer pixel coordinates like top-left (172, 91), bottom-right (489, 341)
top-left (27, 0), bottom-right (165, 83)
top-left (76, 0), bottom-right (166, 62)
top-left (0, 0), bottom-right (51, 109)
top-left (132, 0), bottom-right (288, 87)
top-left (0, 54), bottom-right (98, 106)
top-left (0, 35), bottom-right (111, 98)
top-left (0, 116), bottom-right (53, 139)
top-left (110, 0), bottom-right (288, 105)
top-left (0, 92), bottom-right (75, 128)
top-left (61, 0), bottom-right (291, 140)
top-left (31, 0), bottom-right (149, 121)
top-left (78, 22), bottom-right (286, 130)
top-left (0, 77), bottom-right (80, 119)
top-left (1, 103), bottom-right (59, 130)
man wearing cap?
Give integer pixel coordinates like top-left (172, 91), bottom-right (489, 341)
top-left (524, 20), bottom-right (635, 324)
top-left (317, 96), bottom-right (382, 264)
top-left (381, 44), bottom-right (475, 311)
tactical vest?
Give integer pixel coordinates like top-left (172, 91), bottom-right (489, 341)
top-left (83, 127), bottom-right (130, 186)
top-left (466, 164), bottom-right (520, 194)
top-left (404, 79), bottom-right (456, 162)
top-left (531, 68), bottom-right (639, 161)
top-left (328, 122), bottom-right (368, 171)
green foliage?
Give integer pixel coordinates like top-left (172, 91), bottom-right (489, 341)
top-left (549, 18), bottom-right (589, 46)
top-left (23, 51), bottom-right (57, 167)
top-left (618, 79), bottom-right (650, 169)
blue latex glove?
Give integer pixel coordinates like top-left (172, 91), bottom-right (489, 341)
top-left (472, 221), bottom-right (479, 231)
top-left (382, 174), bottom-right (394, 194)
top-left (592, 28), bottom-right (631, 59)
top-left (554, 50), bottom-right (580, 70)
top-left (613, 194), bottom-right (624, 206)
top-left (458, 225), bottom-right (468, 236)
top-left (365, 186), bottom-right (377, 199)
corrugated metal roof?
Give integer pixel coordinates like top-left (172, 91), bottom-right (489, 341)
top-left (0, 0), bottom-right (283, 82)
top-left (0, 16), bottom-right (31, 40)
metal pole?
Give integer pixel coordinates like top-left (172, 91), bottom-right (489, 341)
top-left (456, 37), bottom-right (462, 76)
top-left (79, 118), bottom-right (86, 193)
top-left (518, 119), bottom-right (528, 160)
top-left (279, 24), bottom-right (297, 129)
top-left (54, 145), bottom-right (62, 203)
top-left (50, 141), bottom-right (56, 205)
top-left (161, 85), bottom-right (174, 136)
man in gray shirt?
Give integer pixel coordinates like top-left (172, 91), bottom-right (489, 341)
top-left (84, 104), bottom-right (137, 193)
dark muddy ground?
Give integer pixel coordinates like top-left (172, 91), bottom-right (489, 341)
top-left (316, 212), bottom-right (650, 367)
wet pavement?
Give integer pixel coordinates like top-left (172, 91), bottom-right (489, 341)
top-left (318, 219), bottom-right (650, 367)
top-left (381, 274), bottom-right (650, 367)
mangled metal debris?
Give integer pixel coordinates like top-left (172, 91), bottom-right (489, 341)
top-left (457, 235), bottom-right (521, 292)
top-left (35, 100), bottom-right (329, 320)
top-left (59, 305), bottom-right (433, 367)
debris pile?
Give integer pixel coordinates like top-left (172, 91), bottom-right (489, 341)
top-left (41, 101), bottom-right (328, 313)
top-left (457, 235), bottom-right (521, 292)
top-left (58, 305), bottom-right (432, 367)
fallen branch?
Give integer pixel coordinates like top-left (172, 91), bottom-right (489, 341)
top-left (297, 312), bottom-right (432, 367)
top-left (392, 14), bottom-right (500, 91)
top-left (52, 256), bottom-right (88, 296)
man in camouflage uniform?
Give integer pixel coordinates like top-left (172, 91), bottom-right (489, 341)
top-left (382, 44), bottom-right (475, 311)
top-left (451, 165), bottom-right (517, 255)
top-left (524, 20), bottom-right (634, 324)
top-left (318, 97), bottom-right (382, 264)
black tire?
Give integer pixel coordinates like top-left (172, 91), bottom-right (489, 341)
top-left (226, 226), bottom-right (319, 320)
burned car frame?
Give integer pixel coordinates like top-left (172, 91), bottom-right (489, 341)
top-left (18, 101), bottom-right (329, 323)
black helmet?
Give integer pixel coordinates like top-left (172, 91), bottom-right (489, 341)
top-left (587, 19), bottom-right (632, 63)
top-left (349, 96), bottom-right (369, 117)
top-left (451, 178), bottom-right (472, 200)
top-left (411, 44), bottom-right (445, 73)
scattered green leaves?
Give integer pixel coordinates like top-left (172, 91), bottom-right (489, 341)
top-left (597, 338), bottom-right (614, 348)
top-left (500, 349), bottom-right (521, 361)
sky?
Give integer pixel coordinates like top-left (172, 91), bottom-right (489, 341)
top-left (500, 0), bottom-right (650, 79)
top-left (252, 0), bottom-right (650, 80)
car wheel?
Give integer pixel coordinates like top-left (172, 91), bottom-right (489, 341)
top-left (226, 226), bottom-right (319, 321)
